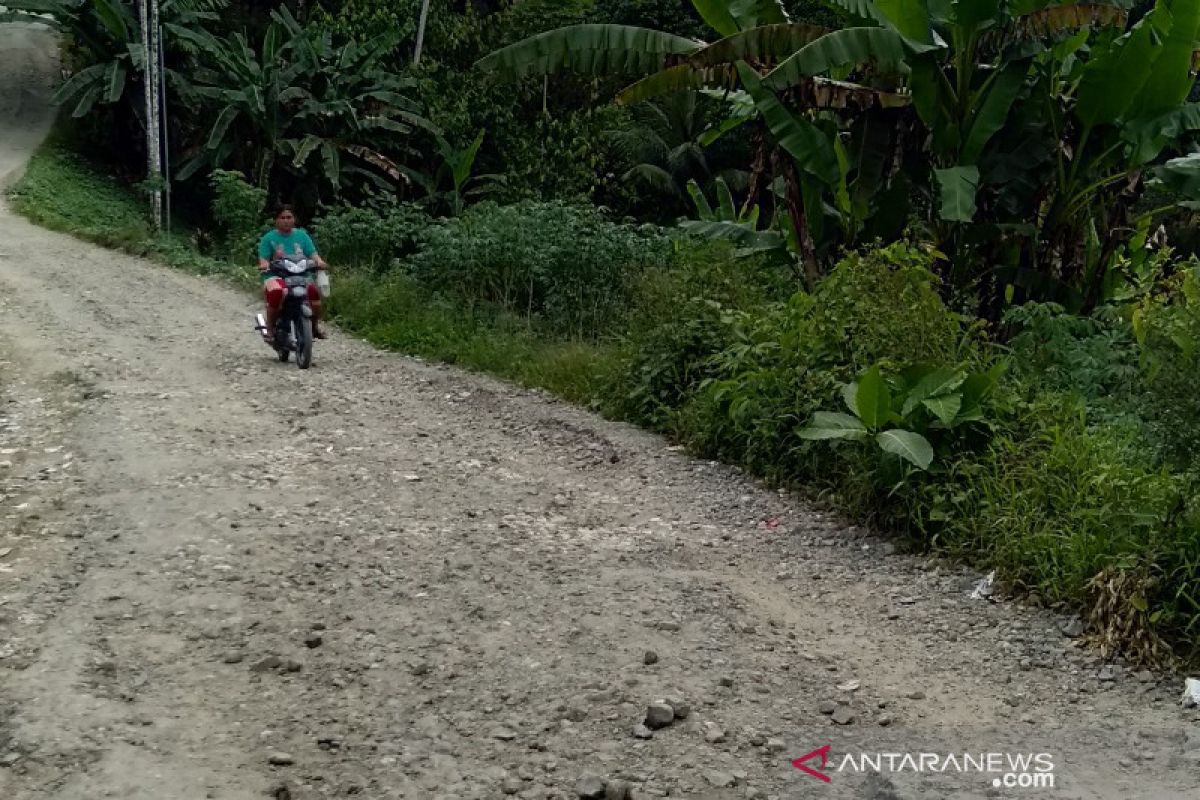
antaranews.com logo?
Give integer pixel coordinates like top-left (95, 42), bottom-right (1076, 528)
top-left (793, 745), bottom-right (1056, 790)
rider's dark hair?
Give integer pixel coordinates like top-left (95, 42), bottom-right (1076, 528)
top-left (273, 203), bottom-right (296, 219)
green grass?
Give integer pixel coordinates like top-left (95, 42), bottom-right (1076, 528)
top-left (8, 141), bottom-right (257, 287)
top-left (330, 270), bottom-right (617, 404)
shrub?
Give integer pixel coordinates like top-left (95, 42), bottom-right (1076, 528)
top-left (1133, 262), bottom-right (1200, 472)
top-left (605, 241), bottom-right (790, 428)
top-left (674, 243), bottom-right (982, 480)
top-left (209, 169), bottom-right (267, 262)
top-left (406, 200), bottom-right (671, 338)
top-left (313, 201), bottom-right (431, 272)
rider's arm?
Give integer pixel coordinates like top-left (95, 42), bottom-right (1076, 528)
top-left (257, 234), bottom-right (273, 272)
top-left (301, 231), bottom-right (327, 270)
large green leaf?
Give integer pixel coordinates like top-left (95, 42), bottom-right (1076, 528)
top-left (934, 165), bottom-right (980, 222)
top-left (876, 429), bottom-right (934, 469)
top-left (1075, 8), bottom-right (1160, 128)
top-left (716, 177), bottom-right (737, 219)
top-left (960, 59), bottom-right (1029, 164)
top-left (951, 0), bottom-right (1000, 33)
top-left (763, 27), bottom-right (909, 90)
top-left (698, 112), bottom-right (752, 146)
top-left (1131, 0), bottom-right (1200, 119)
top-left (174, 152), bottom-right (211, 182)
top-left (321, 141), bottom-right (342, 186)
top-left (70, 84), bottom-right (103, 118)
top-left (93, 0), bottom-right (131, 42)
top-left (1151, 152), bottom-right (1200, 203)
top-left (874, 0), bottom-right (933, 44)
top-left (828, 0), bottom-right (891, 26)
top-left (958, 361), bottom-right (1006, 420)
top-left (736, 62), bottom-right (839, 185)
top-left (901, 368), bottom-right (966, 415)
top-left (51, 64), bottom-right (106, 107)
top-left (206, 105), bottom-right (239, 150)
top-left (797, 411), bottom-right (869, 440)
top-left (689, 23), bottom-right (831, 67)
top-left (103, 60), bottom-right (126, 103)
top-left (692, 0), bottom-right (740, 36)
top-left (454, 130), bottom-right (485, 190)
top-left (1123, 104), bottom-right (1200, 166)
top-left (679, 219), bottom-right (787, 254)
top-left (164, 23), bottom-right (224, 60)
top-left (855, 365), bottom-right (891, 429)
top-left (922, 394), bottom-right (962, 426)
top-left (290, 134), bottom-right (323, 167)
top-left (687, 179), bottom-right (716, 219)
top-left (263, 22), bottom-right (283, 64)
top-left (617, 63), bottom-right (737, 105)
top-left (475, 25), bottom-right (702, 80)
top-left (729, 0), bottom-right (791, 29)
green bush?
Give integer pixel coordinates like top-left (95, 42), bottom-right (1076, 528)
top-left (1133, 263), bottom-right (1200, 472)
top-left (671, 243), bottom-right (981, 479)
top-left (313, 201), bottom-right (431, 271)
top-left (209, 169), bottom-right (267, 262)
top-left (406, 200), bottom-right (671, 337)
top-left (604, 241), bottom-right (790, 428)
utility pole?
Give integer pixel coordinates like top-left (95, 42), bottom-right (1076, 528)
top-left (138, 0), bottom-right (163, 230)
top-left (158, 20), bottom-right (170, 232)
top-left (413, 0), bottom-right (431, 65)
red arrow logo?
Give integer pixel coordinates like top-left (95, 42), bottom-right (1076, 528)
top-left (792, 744), bottom-right (833, 783)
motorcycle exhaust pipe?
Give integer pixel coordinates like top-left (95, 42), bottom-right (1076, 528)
top-left (255, 313), bottom-right (267, 332)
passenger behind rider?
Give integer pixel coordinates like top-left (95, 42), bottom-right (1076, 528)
top-left (257, 204), bottom-right (328, 341)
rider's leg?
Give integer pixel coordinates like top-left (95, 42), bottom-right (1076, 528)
top-left (264, 279), bottom-right (285, 341)
top-left (307, 283), bottom-right (325, 339)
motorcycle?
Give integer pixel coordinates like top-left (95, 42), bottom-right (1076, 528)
top-left (254, 257), bottom-right (317, 369)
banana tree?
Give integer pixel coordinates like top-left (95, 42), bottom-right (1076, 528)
top-left (400, 130), bottom-right (507, 216)
top-left (477, 0), bottom-right (914, 282)
top-left (167, 7), bottom-right (435, 199)
top-left (1040, 0), bottom-right (1200, 311)
top-left (819, 0), bottom-right (1200, 314)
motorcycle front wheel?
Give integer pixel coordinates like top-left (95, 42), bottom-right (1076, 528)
top-left (294, 314), bottom-right (313, 370)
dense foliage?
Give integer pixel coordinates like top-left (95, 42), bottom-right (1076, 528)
top-left (10, 0), bottom-right (1200, 663)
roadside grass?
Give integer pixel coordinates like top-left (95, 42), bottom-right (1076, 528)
top-left (8, 140), bottom-right (256, 287)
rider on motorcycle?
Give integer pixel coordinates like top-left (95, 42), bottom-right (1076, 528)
top-left (257, 204), bottom-right (328, 342)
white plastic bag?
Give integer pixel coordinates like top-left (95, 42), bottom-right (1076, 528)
top-left (316, 270), bottom-right (331, 299)
top-left (1182, 678), bottom-right (1200, 708)
top-left (969, 570), bottom-right (996, 600)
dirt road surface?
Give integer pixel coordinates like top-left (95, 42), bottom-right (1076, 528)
top-left (2, 24), bottom-right (1198, 800)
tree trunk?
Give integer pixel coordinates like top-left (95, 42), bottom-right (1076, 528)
top-left (741, 124), bottom-right (768, 220)
top-left (414, 0), bottom-right (432, 65)
top-left (777, 152), bottom-right (820, 289)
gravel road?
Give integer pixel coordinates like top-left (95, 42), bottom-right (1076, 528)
top-left (1, 23), bottom-right (1198, 800)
